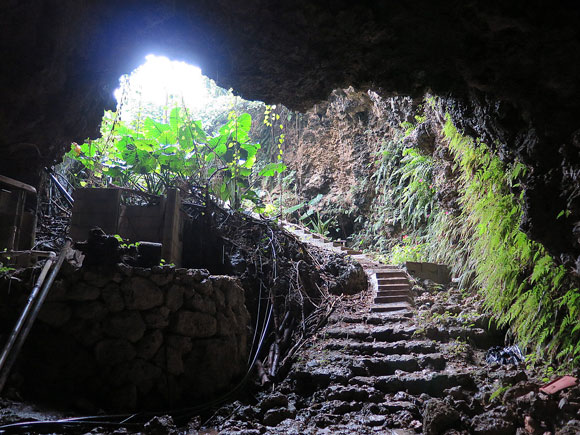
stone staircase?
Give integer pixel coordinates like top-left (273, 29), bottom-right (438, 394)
top-left (282, 221), bottom-right (414, 311)
top-left (270, 223), bottom-right (475, 432)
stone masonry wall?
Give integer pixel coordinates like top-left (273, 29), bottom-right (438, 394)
top-left (18, 264), bottom-right (250, 410)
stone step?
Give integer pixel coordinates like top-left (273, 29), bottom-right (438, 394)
top-left (374, 295), bottom-right (413, 304)
top-left (377, 280), bottom-right (409, 289)
top-left (340, 246), bottom-right (363, 255)
top-left (324, 325), bottom-right (417, 342)
top-left (365, 312), bottom-right (414, 324)
top-left (376, 289), bottom-right (412, 297)
top-left (294, 353), bottom-right (446, 385)
top-left (376, 276), bottom-right (408, 284)
top-left (324, 339), bottom-right (440, 356)
top-left (370, 303), bottom-right (411, 313)
top-left (350, 372), bottom-right (475, 396)
top-left (376, 270), bottom-right (406, 279)
top-left (328, 312), bottom-right (413, 325)
top-left (422, 326), bottom-right (498, 348)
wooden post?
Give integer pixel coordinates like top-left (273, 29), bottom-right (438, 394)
top-left (161, 188), bottom-right (182, 266)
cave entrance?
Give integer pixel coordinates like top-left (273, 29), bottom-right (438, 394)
top-left (55, 54), bottom-right (284, 273)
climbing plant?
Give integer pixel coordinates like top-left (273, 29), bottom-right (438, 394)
top-left (428, 114), bottom-right (580, 367)
top-left (349, 98), bottom-right (580, 366)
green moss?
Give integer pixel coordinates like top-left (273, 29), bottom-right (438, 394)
top-left (430, 115), bottom-right (580, 367)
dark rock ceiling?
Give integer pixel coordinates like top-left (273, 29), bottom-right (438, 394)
top-left (1, 1), bottom-right (579, 268)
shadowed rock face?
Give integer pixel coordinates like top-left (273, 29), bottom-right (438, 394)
top-left (1, 1), bottom-right (579, 264)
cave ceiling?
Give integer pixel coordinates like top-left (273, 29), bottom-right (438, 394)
top-left (1, 1), bottom-right (579, 266)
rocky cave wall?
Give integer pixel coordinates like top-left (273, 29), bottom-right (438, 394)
top-left (1, 264), bottom-right (250, 411)
top-left (262, 88), bottom-right (413, 239)
top-left (1, 3), bottom-right (580, 277)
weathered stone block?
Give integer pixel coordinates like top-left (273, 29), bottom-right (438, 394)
top-left (38, 302), bottom-right (71, 327)
top-left (166, 334), bottom-right (192, 354)
top-left (137, 330), bottom-right (163, 360)
top-left (123, 276), bottom-right (163, 310)
top-left (172, 311), bottom-right (216, 338)
top-left (67, 282), bottom-right (100, 301)
top-left (82, 270), bottom-right (111, 288)
top-left (46, 279), bottom-right (68, 301)
top-left (179, 269), bottom-right (210, 286)
top-left (165, 284), bottom-right (184, 312)
top-left (193, 278), bottom-right (212, 296)
top-left (95, 339), bottom-right (136, 366)
top-left (102, 283), bottom-right (124, 312)
top-left (133, 267), bottom-right (151, 278)
top-left (128, 359), bottom-right (162, 394)
top-left (215, 276), bottom-right (244, 307)
top-left (143, 307), bottom-right (170, 329)
top-left (185, 292), bottom-right (216, 314)
top-left (104, 311), bottom-right (146, 342)
top-left (151, 273), bottom-right (172, 287)
top-left (117, 263), bottom-right (133, 277)
top-left (68, 318), bottom-right (103, 347)
top-left (214, 288), bottom-right (226, 311)
top-left (74, 301), bottom-right (107, 320)
top-left (216, 311), bottom-right (235, 337)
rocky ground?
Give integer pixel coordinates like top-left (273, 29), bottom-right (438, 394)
top-left (210, 275), bottom-right (580, 435)
top-left (1, 226), bottom-right (580, 434)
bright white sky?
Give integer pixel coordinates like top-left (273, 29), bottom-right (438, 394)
top-left (114, 54), bottom-right (210, 111)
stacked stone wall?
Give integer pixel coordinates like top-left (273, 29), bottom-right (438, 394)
top-left (15, 265), bottom-right (250, 410)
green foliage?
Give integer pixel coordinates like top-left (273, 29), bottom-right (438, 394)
top-left (389, 234), bottom-right (428, 265)
top-left (302, 211), bottom-right (334, 237)
top-left (428, 115), bottom-right (580, 367)
top-left (352, 99), bottom-right (580, 366)
top-left (67, 106), bottom-right (284, 209)
top-left (489, 384), bottom-right (511, 403)
top-left (350, 131), bottom-right (437, 257)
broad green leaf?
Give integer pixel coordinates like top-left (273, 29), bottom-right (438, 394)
top-left (259, 162), bottom-right (287, 176)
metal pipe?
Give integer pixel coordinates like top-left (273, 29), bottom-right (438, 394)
top-left (45, 168), bottom-right (74, 207)
top-left (0, 240), bottom-right (70, 393)
top-left (0, 250), bottom-right (56, 258)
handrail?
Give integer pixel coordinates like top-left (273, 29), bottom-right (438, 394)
top-left (0, 240), bottom-right (71, 393)
top-left (0, 175), bottom-right (36, 195)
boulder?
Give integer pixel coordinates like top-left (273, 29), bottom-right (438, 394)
top-left (422, 398), bottom-right (461, 435)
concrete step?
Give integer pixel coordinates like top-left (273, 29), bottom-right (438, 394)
top-left (374, 295), bottom-right (413, 304)
top-left (370, 303), bottom-right (411, 313)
